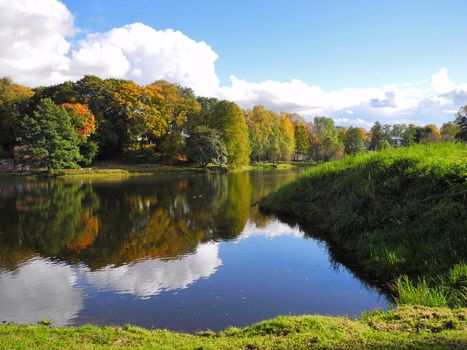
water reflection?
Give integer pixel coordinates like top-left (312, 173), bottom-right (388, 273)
top-left (0, 171), bottom-right (388, 330)
top-left (83, 242), bottom-right (221, 298)
top-left (0, 258), bottom-right (84, 324)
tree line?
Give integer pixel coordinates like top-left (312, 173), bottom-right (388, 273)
top-left (0, 76), bottom-right (466, 170)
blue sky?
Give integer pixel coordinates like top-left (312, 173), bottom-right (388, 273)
top-left (1, 0), bottom-right (466, 126)
top-left (63, 0), bottom-right (467, 89)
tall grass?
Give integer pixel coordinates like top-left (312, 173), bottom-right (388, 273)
top-left (395, 264), bottom-right (466, 308)
top-left (261, 143), bottom-right (467, 307)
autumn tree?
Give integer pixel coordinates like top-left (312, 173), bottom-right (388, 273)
top-left (310, 116), bottom-right (344, 161)
top-left (418, 124), bottom-right (441, 144)
top-left (208, 101), bottom-right (250, 167)
top-left (246, 105), bottom-right (277, 162)
top-left (337, 127), bottom-right (348, 145)
top-left (112, 82), bottom-right (167, 159)
top-left (17, 98), bottom-right (81, 170)
top-left (0, 77), bottom-right (34, 155)
top-left (33, 76), bottom-right (125, 157)
top-left (344, 127), bottom-right (365, 155)
top-left (152, 81), bottom-right (201, 161)
top-left (60, 103), bottom-right (98, 164)
top-left (60, 103), bottom-right (96, 138)
top-left (294, 120), bottom-right (311, 160)
top-left (278, 113), bottom-right (295, 162)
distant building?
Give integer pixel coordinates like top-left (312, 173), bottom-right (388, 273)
top-left (390, 136), bottom-right (403, 147)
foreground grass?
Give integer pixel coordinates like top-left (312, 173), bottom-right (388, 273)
top-left (260, 143), bottom-right (467, 307)
top-left (0, 306), bottom-right (465, 349)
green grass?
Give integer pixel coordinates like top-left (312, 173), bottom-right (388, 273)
top-left (396, 264), bottom-right (467, 308)
top-left (260, 143), bottom-right (467, 307)
top-left (0, 160), bottom-right (315, 179)
top-left (55, 168), bottom-right (132, 177)
top-left (249, 161), bottom-right (316, 170)
top-left (0, 306), bottom-right (465, 349)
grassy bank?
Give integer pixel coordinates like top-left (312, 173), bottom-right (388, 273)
top-left (0, 161), bottom-right (314, 179)
top-left (0, 306), bottom-right (465, 349)
top-left (260, 143), bottom-right (467, 307)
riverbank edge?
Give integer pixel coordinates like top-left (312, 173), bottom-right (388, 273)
top-left (0, 306), bottom-right (465, 349)
top-left (259, 143), bottom-right (467, 308)
top-left (0, 161), bottom-right (315, 179)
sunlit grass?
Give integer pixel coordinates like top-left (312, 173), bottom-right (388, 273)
top-left (0, 305), bottom-right (465, 349)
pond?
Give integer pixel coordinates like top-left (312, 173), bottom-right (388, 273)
top-left (0, 170), bottom-right (388, 332)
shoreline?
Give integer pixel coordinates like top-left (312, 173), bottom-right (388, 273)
top-left (0, 161), bottom-right (315, 179)
top-left (1, 306), bottom-right (465, 349)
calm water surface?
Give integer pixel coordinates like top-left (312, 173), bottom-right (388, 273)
top-left (0, 170), bottom-right (387, 332)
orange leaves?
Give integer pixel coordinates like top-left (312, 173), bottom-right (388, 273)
top-left (113, 82), bottom-right (167, 142)
top-left (358, 128), bottom-right (367, 140)
top-left (60, 103), bottom-right (96, 138)
top-left (67, 214), bottom-right (99, 251)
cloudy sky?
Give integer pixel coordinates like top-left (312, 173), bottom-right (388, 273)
top-left (1, 0), bottom-right (466, 127)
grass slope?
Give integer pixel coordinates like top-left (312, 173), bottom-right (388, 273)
top-left (0, 306), bottom-right (465, 349)
top-left (261, 143), bottom-right (467, 307)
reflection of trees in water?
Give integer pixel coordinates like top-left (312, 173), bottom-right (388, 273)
top-left (0, 181), bottom-right (99, 269)
top-left (75, 173), bottom-right (252, 268)
top-left (0, 171), bottom-right (299, 270)
top-left (248, 171), bottom-right (298, 228)
top-left (0, 174), bottom-right (260, 269)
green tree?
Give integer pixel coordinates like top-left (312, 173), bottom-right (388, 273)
top-left (310, 116), bottom-right (343, 161)
top-left (17, 98), bottom-right (81, 170)
top-left (390, 124), bottom-right (408, 137)
top-left (378, 139), bottom-right (392, 150)
top-left (209, 101), bottom-right (250, 167)
top-left (186, 126), bottom-right (227, 167)
top-left (186, 97), bottom-right (221, 133)
top-left (294, 120), bottom-right (311, 159)
top-left (35, 76), bottom-right (126, 158)
top-left (440, 121), bottom-right (460, 142)
top-left (246, 105), bottom-right (276, 162)
top-left (344, 127), bottom-right (365, 155)
top-left (369, 121), bottom-right (384, 150)
top-left (455, 106), bottom-right (467, 141)
top-left (337, 127), bottom-right (348, 145)
top-left (402, 124), bottom-right (417, 146)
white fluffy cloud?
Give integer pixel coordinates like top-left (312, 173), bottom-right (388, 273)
top-left (218, 71), bottom-right (466, 126)
top-left (0, 0), bottom-right (75, 85)
top-left (431, 68), bottom-right (456, 94)
top-left (1, 0), bottom-right (466, 126)
top-left (0, 0), bottom-right (219, 95)
top-left (83, 242), bottom-right (222, 298)
top-left (68, 23), bottom-right (220, 95)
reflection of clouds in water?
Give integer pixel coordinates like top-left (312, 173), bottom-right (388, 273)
top-left (0, 258), bottom-right (83, 325)
top-left (84, 242), bottom-right (222, 298)
top-left (238, 220), bottom-right (303, 240)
